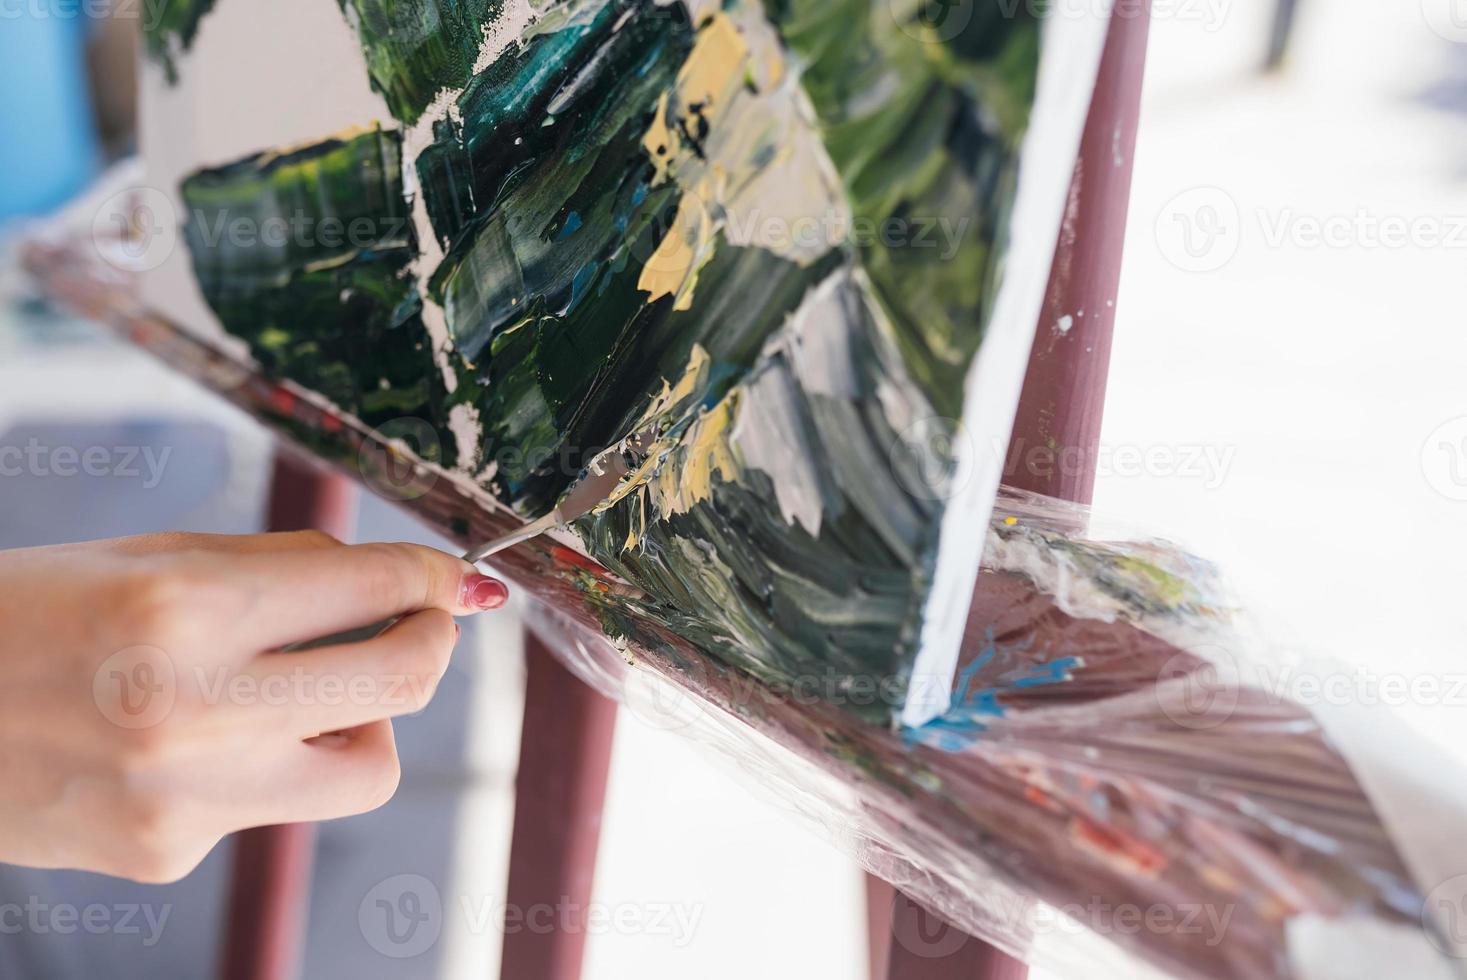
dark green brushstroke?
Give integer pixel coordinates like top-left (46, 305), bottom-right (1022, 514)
top-left (177, 0), bottom-right (1046, 719)
top-left (417, 1), bottom-right (844, 512)
top-left (143, 0), bottom-right (219, 82)
top-left (760, 0), bottom-right (1039, 416)
top-left (572, 277), bottom-right (943, 718)
top-left (336, 0), bottom-right (507, 124)
top-left (179, 128), bottom-right (456, 464)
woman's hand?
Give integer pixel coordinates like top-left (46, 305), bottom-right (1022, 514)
top-left (0, 530), bottom-right (509, 883)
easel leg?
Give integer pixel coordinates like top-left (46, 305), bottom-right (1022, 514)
top-left (499, 631), bottom-right (619, 980)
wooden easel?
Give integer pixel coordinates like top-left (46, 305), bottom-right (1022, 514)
top-left (219, 4), bottom-right (1152, 977)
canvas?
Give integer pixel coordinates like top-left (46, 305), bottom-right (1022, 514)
top-left (140, 0), bottom-right (1111, 726)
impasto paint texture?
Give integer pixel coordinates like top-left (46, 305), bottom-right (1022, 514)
top-left (160, 0), bottom-right (1043, 721)
top-left (179, 127), bottom-right (458, 459)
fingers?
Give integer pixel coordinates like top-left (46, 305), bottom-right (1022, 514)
top-left (259, 721), bottom-right (402, 825)
top-left (239, 609), bottom-right (460, 739)
top-left (86, 529), bottom-right (344, 557)
top-left (222, 541), bottom-right (507, 651)
top-left (184, 721), bottom-right (403, 833)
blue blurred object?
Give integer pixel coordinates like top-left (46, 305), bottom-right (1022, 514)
top-left (0, 11), bottom-right (99, 222)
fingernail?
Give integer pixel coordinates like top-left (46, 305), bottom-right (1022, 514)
top-left (461, 574), bottom-right (509, 611)
top-left (453, 623), bottom-right (462, 641)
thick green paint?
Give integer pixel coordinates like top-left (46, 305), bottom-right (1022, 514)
top-left (336, 0), bottom-right (505, 124)
top-left (759, 0), bottom-right (1039, 416)
top-left (180, 128), bottom-right (456, 465)
top-left (176, 0), bottom-right (1044, 718)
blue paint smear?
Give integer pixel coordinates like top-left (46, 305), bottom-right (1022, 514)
top-left (557, 211), bottom-right (584, 240)
top-left (903, 630), bottom-right (1080, 753)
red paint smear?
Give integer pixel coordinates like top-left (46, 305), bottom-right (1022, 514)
top-left (1070, 818), bottom-right (1168, 877)
top-left (551, 545), bottom-right (610, 576)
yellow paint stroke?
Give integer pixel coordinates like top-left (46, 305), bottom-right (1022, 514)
top-left (676, 13), bottom-right (748, 118)
top-left (636, 12), bottom-right (751, 308)
top-left (641, 344), bottom-right (711, 423)
top-left (650, 392), bottom-right (740, 518)
top-left (596, 345), bottom-right (712, 517)
top-left (637, 189), bottom-right (712, 310)
top-left (589, 349), bottom-right (747, 550)
top-left (643, 92), bottom-right (677, 184)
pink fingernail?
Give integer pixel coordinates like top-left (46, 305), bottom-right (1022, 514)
top-left (461, 574), bottom-right (509, 611)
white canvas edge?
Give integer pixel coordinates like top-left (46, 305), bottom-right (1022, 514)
top-left (902, 4), bottom-right (1117, 728)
